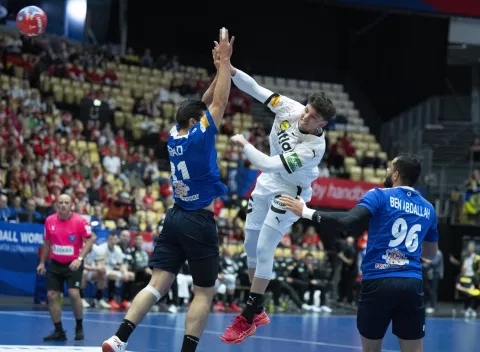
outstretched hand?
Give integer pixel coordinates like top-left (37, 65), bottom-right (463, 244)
top-left (215, 27), bottom-right (235, 61)
top-left (279, 195), bottom-right (305, 217)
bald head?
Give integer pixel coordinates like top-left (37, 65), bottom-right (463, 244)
top-left (57, 194), bottom-right (73, 219)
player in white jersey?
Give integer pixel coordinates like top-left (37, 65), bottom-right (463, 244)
top-left (220, 65), bottom-right (336, 344)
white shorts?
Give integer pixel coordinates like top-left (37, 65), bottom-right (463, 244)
top-left (106, 269), bottom-right (124, 281)
top-left (245, 173), bottom-right (311, 235)
top-left (215, 274), bottom-right (236, 291)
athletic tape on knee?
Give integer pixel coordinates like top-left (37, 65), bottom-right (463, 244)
top-left (144, 285), bottom-right (161, 302)
top-left (254, 224), bottom-right (284, 280)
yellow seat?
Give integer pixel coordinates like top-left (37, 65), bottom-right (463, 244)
top-left (363, 167), bottom-right (375, 180)
top-left (90, 152), bottom-right (100, 163)
top-left (104, 220), bottom-right (117, 230)
top-left (52, 85), bottom-right (64, 103)
top-left (88, 142), bottom-right (98, 152)
top-left (375, 168), bottom-right (387, 178)
top-left (344, 157), bottom-right (357, 172)
top-left (350, 166), bottom-right (362, 181)
top-left (64, 86), bottom-right (75, 104)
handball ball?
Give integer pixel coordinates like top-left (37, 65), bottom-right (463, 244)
top-left (16, 6), bottom-right (47, 37)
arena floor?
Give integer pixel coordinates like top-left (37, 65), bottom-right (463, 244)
top-left (0, 308), bottom-right (478, 352)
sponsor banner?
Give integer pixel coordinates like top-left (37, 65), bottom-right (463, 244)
top-left (309, 178), bottom-right (381, 209)
top-left (0, 222), bottom-right (44, 296)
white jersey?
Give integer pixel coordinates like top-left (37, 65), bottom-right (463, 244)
top-left (94, 242), bottom-right (125, 269)
top-left (256, 94), bottom-right (326, 199)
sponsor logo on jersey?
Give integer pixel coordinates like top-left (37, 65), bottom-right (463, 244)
top-left (69, 234), bottom-right (76, 242)
top-left (285, 153), bottom-right (303, 172)
top-left (377, 248), bottom-right (409, 268)
top-left (200, 115), bottom-right (209, 133)
top-left (52, 245), bottom-right (74, 256)
top-left (173, 180), bottom-right (190, 198)
top-left (270, 95), bottom-right (281, 108)
top-left (280, 121), bottom-right (290, 131)
top-left (277, 130), bottom-right (293, 151)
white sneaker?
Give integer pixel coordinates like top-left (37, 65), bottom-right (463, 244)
top-left (301, 304), bottom-right (313, 311)
top-left (102, 335), bottom-right (128, 352)
top-left (150, 305), bottom-right (160, 312)
top-left (465, 308), bottom-right (472, 319)
top-left (168, 304), bottom-right (178, 313)
top-left (96, 299), bottom-right (112, 309)
top-left (320, 305), bottom-right (332, 313)
top-left (311, 306), bottom-right (322, 313)
top-left (82, 298), bottom-right (90, 308)
top-left (426, 307), bottom-right (435, 314)
top-left (472, 310), bottom-right (478, 318)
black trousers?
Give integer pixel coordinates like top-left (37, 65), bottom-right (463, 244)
top-left (267, 279), bottom-right (304, 309)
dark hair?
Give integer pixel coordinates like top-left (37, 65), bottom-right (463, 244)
top-left (305, 252), bottom-right (314, 258)
top-left (308, 92), bottom-right (336, 121)
top-left (393, 153), bottom-right (422, 186)
top-left (175, 100), bottom-right (207, 129)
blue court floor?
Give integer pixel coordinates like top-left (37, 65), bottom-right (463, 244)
top-left (0, 310), bottom-right (478, 352)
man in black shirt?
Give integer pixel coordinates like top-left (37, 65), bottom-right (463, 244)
top-left (337, 236), bottom-right (356, 306)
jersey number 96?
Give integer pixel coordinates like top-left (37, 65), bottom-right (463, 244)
top-left (389, 217), bottom-right (420, 253)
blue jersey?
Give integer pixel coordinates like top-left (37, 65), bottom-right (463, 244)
top-left (168, 109), bottom-right (227, 210)
top-left (358, 186), bottom-right (438, 280)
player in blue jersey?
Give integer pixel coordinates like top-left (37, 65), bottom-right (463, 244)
top-left (280, 154), bottom-right (438, 352)
top-left (102, 28), bottom-right (235, 352)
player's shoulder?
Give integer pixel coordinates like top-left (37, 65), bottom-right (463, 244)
top-left (45, 213), bottom-right (57, 224)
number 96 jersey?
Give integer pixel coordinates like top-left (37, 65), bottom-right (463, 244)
top-left (357, 186), bottom-right (438, 280)
top-left (168, 109), bottom-right (227, 210)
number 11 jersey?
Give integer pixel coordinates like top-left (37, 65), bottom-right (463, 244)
top-left (168, 109), bottom-right (227, 210)
top-left (357, 186), bottom-right (438, 280)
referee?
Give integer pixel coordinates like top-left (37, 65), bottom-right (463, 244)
top-left (36, 194), bottom-right (94, 341)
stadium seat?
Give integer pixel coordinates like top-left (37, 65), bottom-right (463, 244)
top-left (350, 166), bottom-right (362, 181)
top-left (363, 167), bottom-right (375, 180)
top-left (344, 157), bottom-right (357, 172)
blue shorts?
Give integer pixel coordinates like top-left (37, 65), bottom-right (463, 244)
top-left (149, 204), bottom-right (219, 287)
top-left (357, 277), bottom-right (425, 340)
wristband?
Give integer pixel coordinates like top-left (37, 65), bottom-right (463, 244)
top-left (302, 207), bottom-right (316, 220)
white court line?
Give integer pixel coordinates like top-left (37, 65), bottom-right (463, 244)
top-left (0, 311), bottom-right (400, 352)
top-left (0, 310), bottom-right (466, 321)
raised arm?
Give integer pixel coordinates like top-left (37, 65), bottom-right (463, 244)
top-left (201, 46), bottom-right (220, 106)
top-left (231, 67), bottom-right (273, 104)
top-left (208, 28), bottom-right (235, 129)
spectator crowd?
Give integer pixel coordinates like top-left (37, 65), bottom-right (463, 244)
top-left (0, 30), bottom-right (413, 315)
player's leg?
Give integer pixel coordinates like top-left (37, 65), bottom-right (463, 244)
top-left (186, 256), bottom-right (219, 350)
top-left (357, 279), bottom-right (392, 352)
top-left (244, 194), bottom-right (265, 281)
top-left (222, 194), bottom-right (298, 344)
top-left (66, 262), bottom-right (85, 340)
top-left (44, 261), bottom-right (67, 341)
top-left (180, 208), bottom-right (221, 351)
top-left (392, 278), bottom-right (425, 352)
top-left (102, 209), bottom-right (183, 352)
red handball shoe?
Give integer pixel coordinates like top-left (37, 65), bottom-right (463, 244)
top-left (253, 310), bottom-right (270, 327)
top-left (228, 303), bottom-right (243, 313)
top-left (220, 315), bottom-right (256, 344)
top-left (119, 300), bottom-right (131, 309)
top-left (214, 301), bottom-right (225, 312)
top-left (109, 300), bottom-right (120, 309)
